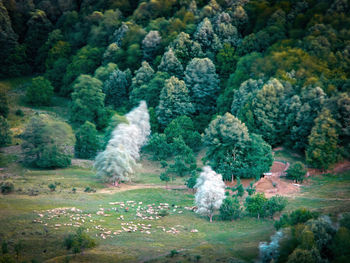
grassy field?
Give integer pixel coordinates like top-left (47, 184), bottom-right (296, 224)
top-left (1, 160), bottom-right (350, 263)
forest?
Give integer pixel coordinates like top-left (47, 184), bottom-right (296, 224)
top-left (0, 0), bottom-right (350, 262)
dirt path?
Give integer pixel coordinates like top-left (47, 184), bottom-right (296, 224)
top-left (97, 183), bottom-right (187, 194)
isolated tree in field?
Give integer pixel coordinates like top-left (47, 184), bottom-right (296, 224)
top-left (75, 121), bottom-right (100, 159)
top-left (0, 116), bottom-right (11, 146)
top-left (158, 48), bottom-right (183, 78)
top-left (194, 166), bottom-right (226, 222)
top-left (103, 69), bottom-right (129, 109)
top-left (185, 58), bottom-right (219, 113)
top-left (306, 109), bottom-right (339, 170)
top-left (245, 193), bottom-right (268, 219)
top-left (94, 101), bottom-right (150, 186)
top-left (21, 114), bottom-right (75, 168)
top-left (286, 162), bottom-right (307, 183)
top-left (156, 76), bottom-right (194, 127)
top-left (70, 75), bottom-right (107, 129)
top-left (26, 76), bottom-right (54, 106)
top-left (142, 30), bottom-right (161, 61)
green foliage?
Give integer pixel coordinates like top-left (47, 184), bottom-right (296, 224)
top-left (156, 76), bottom-right (194, 127)
top-left (75, 121), bottom-right (100, 159)
top-left (203, 113), bottom-right (273, 180)
top-left (245, 193), bottom-right (268, 219)
top-left (286, 162), bottom-right (307, 183)
top-left (64, 228), bottom-right (96, 254)
top-left (146, 133), bottom-right (172, 160)
top-left (185, 171), bottom-right (198, 190)
top-left (62, 45), bottom-right (103, 96)
top-left (48, 183), bottom-right (56, 191)
top-left (274, 208), bottom-right (319, 230)
top-left (264, 195), bottom-right (287, 218)
top-left (246, 182), bottom-right (256, 196)
top-left (0, 182), bottom-right (14, 194)
top-left (103, 69), bottom-right (129, 109)
top-left (232, 178), bottom-right (244, 197)
top-left (26, 76), bottom-right (54, 106)
top-left (21, 114), bottom-right (75, 168)
top-left (164, 116), bottom-right (201, 151)
top-left (70, 75), bottom-right (108, 129)
top-left (184, 57), bottom-right (219, 113)
top-left (0, 91), bottom-right (9, 118)
top-left (220, 196), bottom-right (242, 221)
top-left (306, 109), bottom-right (340, 170)
top-left (216, 43), bottom-right (238, 82)
top-left (0, 116), bottom-right (11, 147)
top-left (94, 63), bottom-right (118, 82)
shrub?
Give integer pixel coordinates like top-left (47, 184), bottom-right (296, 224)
top-left (0, 182), bottom-right (14, 194)
top-left (220, 197), bottom-right (242, 220)
top-left (286, 162), bottom-right (307, 183)
top-left (48, 183), bottom-right (56, 191)
top-left (245, 193), bottom-right (268, 219)
top-left (246, 182), bottom-right (256, 195)
top-left (26, 76), bottom-right (54, 106)
top-left (274, 208), bottom-right (319, 230)
top-left (84, 187), bottom-right (96, 193)
top-left (0, 116), bottom-right (11, 147)
top-left (265, 195), bottom-right (287, 218)
top-left (15, 109), bottom-right (24, 117)
top-left (64, 228), bottom-right (96, 254)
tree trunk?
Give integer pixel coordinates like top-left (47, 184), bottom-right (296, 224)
top-left (165, 181), bottom-right (168, 189)
top-left (231, 174), bottom-right (234, 183)
top-left (209, 214), bottom-right (213, 222)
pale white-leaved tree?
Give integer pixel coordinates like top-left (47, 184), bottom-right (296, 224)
top-left (194, 166), bottom-right (226, 222)
top-left (94, 101), bottom-right (150, 186)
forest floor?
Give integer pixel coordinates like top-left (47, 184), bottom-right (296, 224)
top-left (1, 79), bottom-right (350, 262)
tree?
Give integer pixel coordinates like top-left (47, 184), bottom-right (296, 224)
top-left (130, 61), bottom-right (154, 91)
top-left (142, 30), bottom-right (161, 61)
top-left (94, 63), bottom-right (117, 82)
top-left (26, 76), bottom-right (54, 106)
top-left (62, 45), bottom-right (103, 96)
top-left (287, 249), bottom-right (316, 263)
top-left (160, 171), bottom-right (171, 189)
top-left (129, 72), bottom-right (169, 108)
top-left (94, 101), bottom-right (150, 185)
top-left (194, 18), bottom-right (221, 52)
top-left (21, 114), bottom-right (75, 168)
top-left (306, 109), bottom-right (340, 170)
top-left (291, 87), bottom-right (326, 151)
top-left (203, 113), bottom-right (270, 181)
top-left (70, 75), bottom-right (107, 129)
top-left (0, 91), bottom-right (9, 118)
top-left (286, 162), bottom-right (307, 183)
top-left (103, 69), bottom-right (129, 109)
top-left (194, 166), bottom-right (226, 222)
top-left (164, 116), bottom-right (202, 151)
top-left (185, 58), bottom-right (219, 113)
top-left (170, 32), bottom-right (203, 66)
top-left (156, 76), bottom-right (194, 127)
top-left (158, 48), bottom-right (183, 78)
top-left (233, 177), bottom-right (244, 197)
top-left (0, 116), bottom-right (11, 147)
top-left (185, 170), bottom-right (198, 191)
top-left (75, 121), bottom-right (100, 159)
top-left (216, 43), bottom-right (238, 81)
top-left (219, 196), bottom-right (242, 220)
top-left (146, 133), bottom-right (172, 160)
top-left (245, 193), bottom-right (268, 219)
top-left (265, 195), bottom-right (287, 218)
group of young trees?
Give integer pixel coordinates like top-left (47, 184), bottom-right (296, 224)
top-left (194, 166), bottom-right (287, 223)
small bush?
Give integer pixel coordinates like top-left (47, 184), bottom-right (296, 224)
top-left (64, 228), bottom-right (96, 254)
top-left (26, 76), bottom-right (54, 106)
top-left (84, 186), bottom-right (96, 193)
top-left (48, 183), bottom-right (56, 191)
top-left (0, 182), bottom-right (14, 194)
top-left (170, 250), bottom-right (179, 257)
top-left (72, 187), bottom-right (76, 194)
top-left (15, 109), bottom-right (24, 117)
top-left (159, 210), bottom-right (169, 217)
top-left (220, 197), bottom-right (242, 220)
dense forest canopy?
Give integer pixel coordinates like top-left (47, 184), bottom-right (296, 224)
top-left (1, 0), bottom-right (350, 171)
